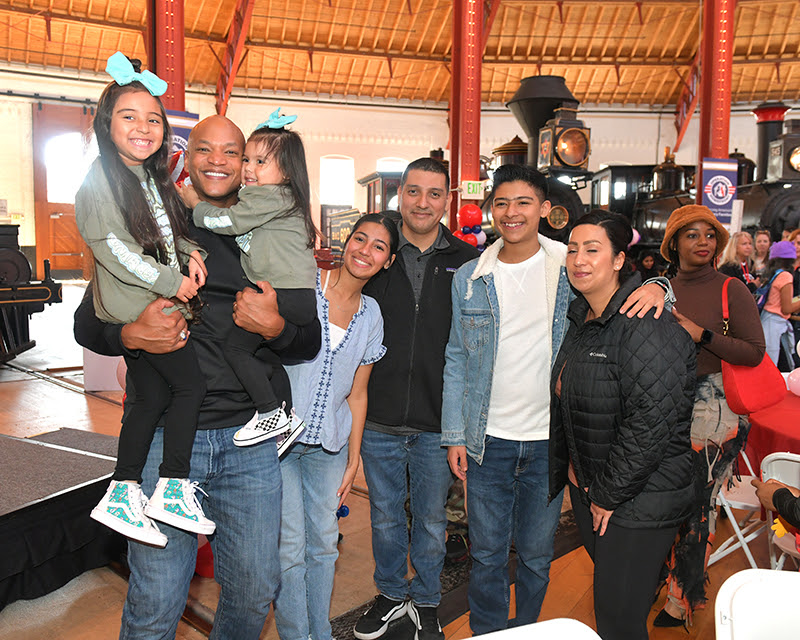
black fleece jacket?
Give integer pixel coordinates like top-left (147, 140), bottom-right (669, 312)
top-left (549, 274), bottom-right (697, 529)
top-left (363, 223), bottom-right (478, 433)
top-left (74, 222), bottom-right (321, 430)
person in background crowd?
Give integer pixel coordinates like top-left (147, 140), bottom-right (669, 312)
top-left (654, 205), bottom-right (765, 628)
top-left (442, 165), bottom-right (669, 635)
top-left (75, 114), bottom-right (321, 639)
top-left (753, 229), bottom-right (771, 279)
top-left (551, 210), bottom-right (695, 640)
top-left (718, 231), bottom-right (756, 291)
top-left (759, 240), bottom-right (800, 370)
top-left (353, 158), bottom-right (479, 640)
top-left (787, 229), bottom-right (800, 367)
top-left (635, 249), bottom-right (661, 280)
top-left (274, 213), bottom-right (397, 640)
top-left (781, 227), bottom-right (795, 241)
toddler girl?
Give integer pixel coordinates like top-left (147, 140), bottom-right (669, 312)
top-left (179, 109), bottom-right (317, 448)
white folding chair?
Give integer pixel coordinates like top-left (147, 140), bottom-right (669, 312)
top-left (760, 451), bottom-right (800, 570)
top-left (715, 568), bottom-right (800, 639)
top-left (477, 619), bottom-right (601, 640)
top-left (708, 450), bottom-right (767, 569)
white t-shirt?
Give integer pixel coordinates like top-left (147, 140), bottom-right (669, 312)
top-left (485, 249), bottom-right (551, 441)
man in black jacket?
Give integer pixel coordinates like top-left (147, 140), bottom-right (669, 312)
top-left (353, 158), bottom-right (479, 640)
top-left (74, 115), bottom-right (321, 639)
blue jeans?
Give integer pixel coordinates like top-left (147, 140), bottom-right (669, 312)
top-left (360, 429), bottom-right (452, 606)
top-left (761, 309), bottom-right (795, 369)
top-left (274, 443), bottom-right (349, 640)
top-left (466, 436), bottom-right (562, 635)
top-left (119, 426), bottom-right (281, 640)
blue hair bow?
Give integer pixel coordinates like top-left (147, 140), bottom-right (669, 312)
top-left (255, 108), bottom-right (297, 131)
top-left (105, 51), bottom-right (168, 97)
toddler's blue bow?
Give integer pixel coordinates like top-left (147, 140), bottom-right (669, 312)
top-left (256, 108), bottom-right (297, 130)
top-left (106, 51), bottom-right (168, 97)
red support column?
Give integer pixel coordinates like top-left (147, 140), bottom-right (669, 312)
top-left (696, 0), bottom-right (736, 203)
top-left (448, 0), bottom-right (482, 229)
top-left (146, 0), bottom-right (185, 111)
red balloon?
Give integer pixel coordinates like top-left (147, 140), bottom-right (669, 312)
top-left (453, 229), bottom-right (465, 240)
top-left (458, 204), bottom-right (483, 228)
top-left (462, 233), bottom-right (479, 247)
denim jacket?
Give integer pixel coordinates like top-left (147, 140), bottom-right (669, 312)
top-left (441, 235), bottom-right (573, 464)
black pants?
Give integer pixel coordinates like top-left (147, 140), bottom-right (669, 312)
top-left (569, 483), bottom-right (678, 640)
top-left (114, 341), bottom-right (206, 482)
top-left (225, 287), bottom-right (316, 414)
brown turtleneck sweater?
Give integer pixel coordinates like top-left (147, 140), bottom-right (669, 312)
top-left (671, 263), bottom-right (765, 377)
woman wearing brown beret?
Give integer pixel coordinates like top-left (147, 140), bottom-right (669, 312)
top-left (654, 205), bottom-right (766, 627)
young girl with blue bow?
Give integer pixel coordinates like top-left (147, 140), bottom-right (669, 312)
top-left (78, 52), bottom-right (214, 547)
top-left (178, 112), bottom-right (317, 448)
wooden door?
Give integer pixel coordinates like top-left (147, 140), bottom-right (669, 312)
top-left (32, 103), bottom-right (94, 279)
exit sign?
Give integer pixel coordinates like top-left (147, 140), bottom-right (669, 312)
top-left (461, 180), bottom-right (487, 200)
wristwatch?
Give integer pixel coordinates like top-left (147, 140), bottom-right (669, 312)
top-left (700, 329), bottom-right (713, 345)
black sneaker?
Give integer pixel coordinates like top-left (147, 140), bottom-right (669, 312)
top-left (445, 532), bottom-right (469, 562)
top-left (353, 595), bottom-right (408, 640)
top-left (408, 602), bottom-right (444, 640)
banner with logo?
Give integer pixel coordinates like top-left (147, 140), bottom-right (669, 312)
top-left (166, 109), bottom-right (199, 153)
top-left (701, 158), bottom-right (738, 224)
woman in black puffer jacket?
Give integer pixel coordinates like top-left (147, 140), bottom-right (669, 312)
top-left (549, 211), bottom-right (696, 640)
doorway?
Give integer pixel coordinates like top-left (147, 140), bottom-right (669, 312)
top-left (32, 103), bottom-right (96, 280)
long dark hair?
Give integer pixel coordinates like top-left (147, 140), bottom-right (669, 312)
top-left (763, 257), bottom-right (795, 288)
top-left (344, 212), bottom-right (400, 257)
top-left (572, 209), bottom-right (634, 283)
top-left (93, 59), bottom-right (192, 265)
top-left (247, 126), bottom-right (317, 248)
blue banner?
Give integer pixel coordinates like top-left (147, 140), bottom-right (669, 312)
top-left (166, 109), bottom-right (199, 153)
top-left (701, 158), bottom-right (738, 224)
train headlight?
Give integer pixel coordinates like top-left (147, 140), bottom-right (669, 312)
top-left (556, 128), bottom-right (591, 167)
top-left (789, 146), bottom-right (800, 172)
top-left (537, 107), bottom-right (592, 172)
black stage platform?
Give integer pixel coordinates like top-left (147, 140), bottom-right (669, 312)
top-left (0, 429), bottom-right (125, 611)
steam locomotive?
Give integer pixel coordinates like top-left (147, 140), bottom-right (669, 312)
top-left (489, 76), bottom-right (800, 249)
top-left (0, 225), bottom-right (62, 363)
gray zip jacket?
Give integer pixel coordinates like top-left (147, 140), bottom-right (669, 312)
top-left (76, 159), bottom-right (202, 324)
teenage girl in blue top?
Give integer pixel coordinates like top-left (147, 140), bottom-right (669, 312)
top-left (272, 213), bottom-right (398, 640)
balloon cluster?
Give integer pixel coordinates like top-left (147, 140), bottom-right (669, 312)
top-left (453, 204), bottom-right (487, 250)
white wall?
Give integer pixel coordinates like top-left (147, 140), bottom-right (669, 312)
top-left (0, 66), bottom-right (768, 248)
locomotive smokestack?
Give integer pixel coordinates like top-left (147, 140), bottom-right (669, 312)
top-left (752, 102), bottom-right (790, 181)
top-left (506, 76), bottom-right (579, 166)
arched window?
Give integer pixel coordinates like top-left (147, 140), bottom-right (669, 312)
top-left (319, 156), bottom-right (355, 207)
top-left (376, 157), bottom-right (408, 173)
top-left (44, 132), bottom-right (97, 204)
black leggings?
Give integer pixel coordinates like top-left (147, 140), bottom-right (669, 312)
top-left (224, 287), bottom-right (316, 414)
top-left (569, 483), bottom-right (678, 640)
top-left (114, 341), bottom-right (206, 482)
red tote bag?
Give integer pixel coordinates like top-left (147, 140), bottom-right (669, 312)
top-left (720, 278), bottom-right (786, 415)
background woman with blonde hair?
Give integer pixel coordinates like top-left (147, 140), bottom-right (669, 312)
top-left (718, 231), bottom-right (756, 291)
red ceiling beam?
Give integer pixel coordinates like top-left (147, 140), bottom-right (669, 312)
top-left (215, 0), bottom-right (256, 115)
top-left (673, 52), bottom-right (700, 152)
top-left (482, 0), bottom-right (502, 51)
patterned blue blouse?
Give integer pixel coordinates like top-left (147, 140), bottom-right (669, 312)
top-left (285, 270), bottom-right (386, 452)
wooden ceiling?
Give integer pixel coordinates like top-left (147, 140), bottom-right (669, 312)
top-left (1, 0), bottom-right (799, 108)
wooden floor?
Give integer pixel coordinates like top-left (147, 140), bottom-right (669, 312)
top-left (0, 283), bottom-right (795, 639)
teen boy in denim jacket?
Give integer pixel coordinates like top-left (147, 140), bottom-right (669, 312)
top-left (442, 164), bottom-right (669, 635)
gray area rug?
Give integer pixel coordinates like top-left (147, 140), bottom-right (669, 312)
top-left (30, 428), bottom-right (119, 458)
top-left (0, 432), bottom-right (115, 516)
